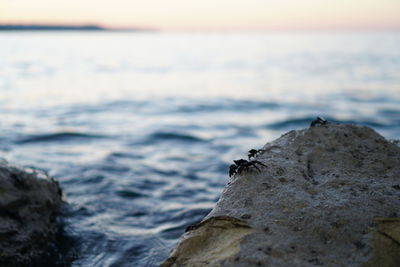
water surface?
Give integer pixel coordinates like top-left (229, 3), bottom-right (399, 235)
top-left (1, 31), bottom-right (399, 266)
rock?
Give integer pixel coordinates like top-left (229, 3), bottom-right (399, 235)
top-left (364, 217), bottom-right (400, 267)
top-left (162, 124), bottom-right (400, 266)
top-left (0, 159), bottom-right (63, 266)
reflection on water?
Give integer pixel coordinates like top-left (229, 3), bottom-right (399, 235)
top-left (1, 32), bottom-right (400, 108)
top-left (1, 32), bottom-right (400, 266)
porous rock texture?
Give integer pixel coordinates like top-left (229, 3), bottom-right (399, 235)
top-left (0, 159), bottom-right (63, 266)
top-left (162, 124), bottom-right (400, 266)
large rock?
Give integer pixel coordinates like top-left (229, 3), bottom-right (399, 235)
top-left (0, 159), bottom-right (63, 266)
top-left (162, 124), bottom-right (400, 266)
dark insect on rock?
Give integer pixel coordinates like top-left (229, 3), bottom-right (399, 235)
top-left (229, 164), bottom-right (238, 177)
top-left (310, 116), bottom-right (327, 127)
top-left (229, 159), bottom-right (267, 177)
top-left (236, 160), bottom-right (267, 174)
top-left (248, 149), bottom-right (264, 160)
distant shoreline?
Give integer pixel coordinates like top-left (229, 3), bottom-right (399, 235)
top-left (0, 24), bottom-right (152, 31)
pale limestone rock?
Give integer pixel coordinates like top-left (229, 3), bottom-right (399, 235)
top-left (163, 124), bottom-right (400, 266)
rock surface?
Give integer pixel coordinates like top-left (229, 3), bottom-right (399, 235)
top-left (162, 124), bottom-right (400, 266)
top-left (0, 159), bottom-right (63, 266)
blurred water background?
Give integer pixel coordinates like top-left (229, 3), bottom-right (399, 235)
top-left (0, 31), bottom-right (399, 266)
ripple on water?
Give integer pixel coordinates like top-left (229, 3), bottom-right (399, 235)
top-left (266, 116), bottom-right (396, 130)
top-left (145, 131), bottom-right (208, 144)
top-left (2, 32), bottom-right (399, 267)
top-left (115, 189), bottom-right (146, 199)
top-left (266, 117), bottom-right (317, 129)
top-left (15, 132), bottom-right (106, 144)
top-left (173, 99), bottom-right (279, 114)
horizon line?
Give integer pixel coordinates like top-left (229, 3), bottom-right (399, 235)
top-left (0, 23), bottom-right (155, 31)
top-left (1, 22), bottom-right (400, 32)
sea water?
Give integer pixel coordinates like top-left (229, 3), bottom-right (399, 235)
top-left (0, 31), bottom-right (399, 266)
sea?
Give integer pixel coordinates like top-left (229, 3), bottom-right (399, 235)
top-left (0, 31), bottom-right (399, 266)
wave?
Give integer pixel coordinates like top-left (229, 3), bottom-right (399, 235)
top-left (115, 190), bottom-right (145, 199)
top-left (15, 132), bottom-right (105, 144)
top-left (174, 99), bottom-right (279, 114)
top-left (378, 108), bottom-right (400, 118)
top-left (266, 117), bottom-right (317, 129)
top-left (145, 132), bottom-right (207, 143)
top-left (266, 116), bottom-right (396, 130)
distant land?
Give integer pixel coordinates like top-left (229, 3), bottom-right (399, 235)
top-left (0, 24), bottom-right (152, 31)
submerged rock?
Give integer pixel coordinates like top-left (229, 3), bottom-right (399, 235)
top-left (0, 159), bottom-right (63, 266)
top-left (162, 124), bottom-right (400, 266)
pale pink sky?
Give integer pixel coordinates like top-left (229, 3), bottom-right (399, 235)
top-left (1, 0), bottom-right (400, 30)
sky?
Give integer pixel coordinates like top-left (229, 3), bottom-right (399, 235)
top-left (1, 0), bottom-right (400, 31)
